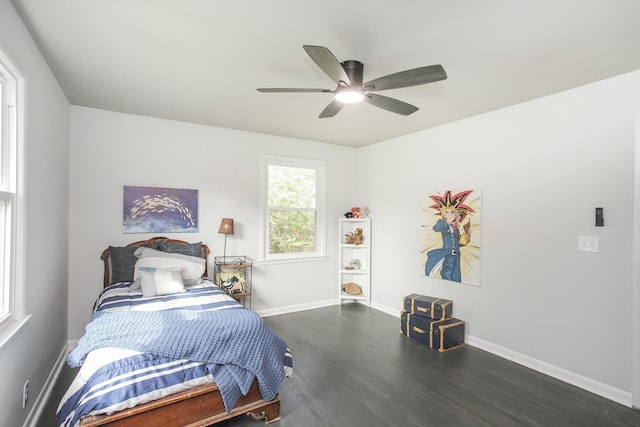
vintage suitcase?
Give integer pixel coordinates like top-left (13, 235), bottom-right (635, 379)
top-left (401, 311), bottom-right (465, 351)
top-left (403, 293), bottom-right (453, 320)
top-left (431, 318), bottom-right (466, 352)
top-left (400, 311), bottom-right (438, 347)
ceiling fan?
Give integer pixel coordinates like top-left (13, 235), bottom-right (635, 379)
top-left (257, 45), bottom-right (447, 118)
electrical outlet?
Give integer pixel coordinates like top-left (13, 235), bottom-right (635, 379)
top-left (22, 380), bottom-right (28, 408)
top-left (578, 235), bottom-right (599, 253)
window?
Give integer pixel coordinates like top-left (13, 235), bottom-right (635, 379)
top-left (0, 48), bottom-right (26, 345)
top-left (261, 155), bottom-right (326, 262)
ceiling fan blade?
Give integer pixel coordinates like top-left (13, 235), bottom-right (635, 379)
top-left (319, 100), bottom-right (344, 118)
top-left (257, 88), bottom-right (332, 93)
top-left (365, 93), bottom-right (419, 116)
top-left (303, 45), bottom-right (351, 86)
top-left (364, 64), bottom-right (447, 92)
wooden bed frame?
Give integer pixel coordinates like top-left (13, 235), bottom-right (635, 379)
top-left (82, 236), bottom-right (281, 426)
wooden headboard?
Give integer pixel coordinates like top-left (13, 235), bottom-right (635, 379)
top-left (100, 236), bottom-right (211, 288)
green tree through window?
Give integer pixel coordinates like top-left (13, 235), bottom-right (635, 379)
top-left (262, 156), bottom-right (326, 261)
top-left (268, 165), bottom-right (317, 253)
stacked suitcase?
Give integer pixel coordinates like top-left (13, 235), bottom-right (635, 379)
top-left (400, 293), bottom-right (465, 352)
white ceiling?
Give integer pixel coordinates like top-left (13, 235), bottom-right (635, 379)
top-left (11, 0), bottom-right (640, 147)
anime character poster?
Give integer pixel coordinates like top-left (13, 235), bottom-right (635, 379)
top-left (421, 189), bottom-right (481, 286)
top-left (123, 186), bottom-right (198, 233)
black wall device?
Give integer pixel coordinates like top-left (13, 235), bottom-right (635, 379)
top-left (595, 207), bottom-right (604, 227)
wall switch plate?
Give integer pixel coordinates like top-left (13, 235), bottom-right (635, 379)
top-left (578, 236), bottom-right (599, 252)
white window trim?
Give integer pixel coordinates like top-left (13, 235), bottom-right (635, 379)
top-left (260, 155), bottom-right (327, 263)
top-left (0, 45), bottom-right (29, 349)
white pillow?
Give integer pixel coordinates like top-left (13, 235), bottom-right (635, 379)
top-left (133, 247), bottom-right (206, 284)
top-left (139, 266), bottom-right (185, 297)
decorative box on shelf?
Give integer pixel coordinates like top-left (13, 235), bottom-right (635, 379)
top-left (214, 256), bottom-right (252, 308)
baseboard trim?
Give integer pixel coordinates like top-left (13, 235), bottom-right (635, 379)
top-left (24, 342), bottom-right (69, 427)
top-left (370, 301), bottom-right (400, 317)
top-left (467, 335), bottom-right (632, 408)
top-left (257, 298), bottom-right (337, 318)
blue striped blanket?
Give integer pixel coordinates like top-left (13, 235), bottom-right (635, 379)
top-left (67, 307), bottom-right (288, 414)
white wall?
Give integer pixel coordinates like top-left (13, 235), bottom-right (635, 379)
top-left (359, 70), bottom-right (640, 404)
top-left (0, 1), bottom-right (70, 426)
top-left (68, 107), bottom-right (357, 339)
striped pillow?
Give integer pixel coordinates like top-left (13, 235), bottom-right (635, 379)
top-left (139, 266), bottom-right (185, 297)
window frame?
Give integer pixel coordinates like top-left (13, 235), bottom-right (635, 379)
top-left (260, 155), bottom-right (327, 263)
top-left (0, 46), bottom-right (28, 348)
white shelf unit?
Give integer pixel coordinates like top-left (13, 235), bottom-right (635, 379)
top-left (338, 217), bottom-right (371, 305)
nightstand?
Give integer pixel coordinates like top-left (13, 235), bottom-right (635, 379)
top-left (214, 256), bottom-right (252, 309)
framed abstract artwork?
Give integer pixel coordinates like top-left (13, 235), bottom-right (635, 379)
top-left (421, 189), bottom-right (482, 286)
top-left (123, 186), bottom-right (198, 233)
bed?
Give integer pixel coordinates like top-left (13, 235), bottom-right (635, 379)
top-left (57, 237), bottom-right (292, 427)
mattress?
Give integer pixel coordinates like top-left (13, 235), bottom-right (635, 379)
top-left (57, 281), bottom-right (292, 427)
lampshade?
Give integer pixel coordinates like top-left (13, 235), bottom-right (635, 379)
top-left (218, 218), bottom-right (235, 234)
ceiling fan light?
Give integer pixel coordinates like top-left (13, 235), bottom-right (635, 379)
top-left (335, 90), bottom-right (364, 104)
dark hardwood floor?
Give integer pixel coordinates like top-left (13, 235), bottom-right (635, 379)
top-left (38, 304), bottom-right (640, 426)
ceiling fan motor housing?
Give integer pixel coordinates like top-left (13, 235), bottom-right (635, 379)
top-left (341, 60), bottom-right (363, 87)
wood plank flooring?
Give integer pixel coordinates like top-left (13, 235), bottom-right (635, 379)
top-left (37, 304), bottom-right (640, 426)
